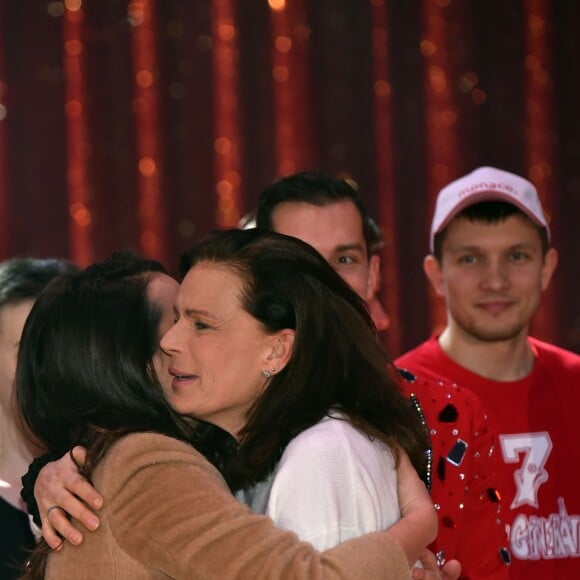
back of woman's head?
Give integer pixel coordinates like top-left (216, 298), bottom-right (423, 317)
top-left (0, 257), bottom-right (78, 309)
top-left (185, 229), bottom-right (425, 487)
top-left (16, 251), bottom-right (187, 456)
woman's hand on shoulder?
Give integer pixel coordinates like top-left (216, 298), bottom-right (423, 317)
top-left (36, 446), bottom-right (103, 549)
top-left (391, 449), bottom-right (438, 563)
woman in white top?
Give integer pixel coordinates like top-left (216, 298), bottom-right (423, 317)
top-left (174, 230), bottom-right (432, 556)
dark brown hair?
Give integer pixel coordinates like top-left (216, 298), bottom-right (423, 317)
top-left (15, 252), bottom-right (206, 579)
top-left (184, 229), bottom-right (427, 490)
top-left (433, 200), bottom-right (551, 260)
top-left (255, 171), bottom-right (379, 257)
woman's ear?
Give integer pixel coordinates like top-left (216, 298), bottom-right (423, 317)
top-left (265, 330), bottom-right (295, 374)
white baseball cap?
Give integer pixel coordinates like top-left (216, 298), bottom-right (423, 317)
top-left (429, 166), bottom-right (550, 252)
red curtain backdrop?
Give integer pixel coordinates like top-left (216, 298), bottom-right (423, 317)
top-left (0, 0), bottom-right (579, 357)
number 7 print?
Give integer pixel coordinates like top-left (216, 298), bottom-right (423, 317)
top-left (499, 432), bottom-right (553, 509)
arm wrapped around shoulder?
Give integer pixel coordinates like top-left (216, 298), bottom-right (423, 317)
top-left (98, 432), bottom-right (412, 579)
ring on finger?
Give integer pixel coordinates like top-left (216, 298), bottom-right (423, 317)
top-left (46, 505), bottom-right (62, 517)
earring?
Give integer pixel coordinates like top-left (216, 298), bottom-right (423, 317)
top-left (262, 370), bottom-right (272, 379)
top-left (270, 365), bottom-right (280, 373)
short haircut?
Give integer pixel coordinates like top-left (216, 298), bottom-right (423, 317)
top-left (255, 171), bottom-right (378, 257)
top-left (432, 201), bottom-right (551, 261)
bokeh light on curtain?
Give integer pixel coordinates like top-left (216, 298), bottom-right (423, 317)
top-left (0, 9), bottom-right (8, 255)
top-left (0, 0), bottom-right (579, 357)
top-left (370, 0), bottom-right (400, 352)
top-left (421, 0), bottom-right (461, 333)
top-left (130, 0), bottom-right (168, 264)
top-left (523, 0), bottom-right (557, 341)
top-left (64, 0), bottom-right (93, 265)
top-left (269, 0), bottom-right (315, 175)
top-left (212, 0), bottom-right (243, 229)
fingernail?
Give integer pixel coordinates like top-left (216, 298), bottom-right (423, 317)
top-left (70, 532), bottom-right (82, 545)
top-left (92, 497), bottom-right (103, 509)
top-left (87, 517), bottom-right (99, 530)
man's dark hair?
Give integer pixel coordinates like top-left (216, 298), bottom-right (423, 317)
top-left (432, 201), bottom-right (551, 261)
top-left (255, 171), bottom-right (378, 257)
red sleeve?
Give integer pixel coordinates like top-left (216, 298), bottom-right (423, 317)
top-left (448, 392), bottom-right (511, 579)
top-left (400, 372), bottom-right (511, 579)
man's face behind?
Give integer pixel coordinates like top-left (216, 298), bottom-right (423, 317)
top-left (271, 199), bottom-right (376, 303)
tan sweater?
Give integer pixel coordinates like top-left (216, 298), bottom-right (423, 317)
top-left (46, 432), bottom-right (410, 579)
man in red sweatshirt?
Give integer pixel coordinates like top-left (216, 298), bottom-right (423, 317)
top-left (397, 166), bottom-right (580, 579)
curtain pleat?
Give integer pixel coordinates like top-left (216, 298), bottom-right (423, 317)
top-left (0, 0), bottom-right (578, 354)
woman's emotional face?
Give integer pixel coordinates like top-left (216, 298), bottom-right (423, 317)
top-left (160, 262), bottom-right (277, 439)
